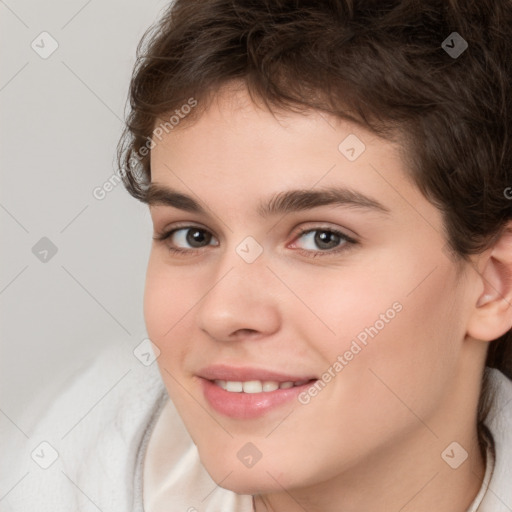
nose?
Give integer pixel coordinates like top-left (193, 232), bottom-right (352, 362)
top-left (195, 250), bottom-right (281, 342)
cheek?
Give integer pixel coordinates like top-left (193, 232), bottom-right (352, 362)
top-left (285, 262), bottom-right (403, 361)
top-left (143, 256), bottom-right (192, 351)
top-left (306, 255), bottom-right (463, 410)
top-left (336, 265), bottom-right (463, 418)
top-left (143, 258), bottom-right (198, 410)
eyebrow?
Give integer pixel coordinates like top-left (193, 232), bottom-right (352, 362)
top-left (145, 182), bottom-right (391, 217)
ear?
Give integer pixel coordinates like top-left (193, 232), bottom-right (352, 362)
top-left (466, 222), bottom-right (512, 342)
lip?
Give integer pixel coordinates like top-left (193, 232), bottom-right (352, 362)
top-left (200, 377), bottom-right (317, 419)
top-left (197, 364), bottom-right (317, 383)
top-left (197, 364), bottom-right (318, 419)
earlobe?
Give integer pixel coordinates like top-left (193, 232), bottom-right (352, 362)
top-left (466, 223), bottom-right (512, 342)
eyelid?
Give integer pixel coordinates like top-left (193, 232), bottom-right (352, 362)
top-left (153, 221), bottom-right (216, 239)
top-left (152, 222), bottom-right (219, 245)
top-left (290, 223), bottom-right (358, 243)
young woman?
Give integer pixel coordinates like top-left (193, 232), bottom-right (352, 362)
top-left (7, 1), bottom-right (512, 511)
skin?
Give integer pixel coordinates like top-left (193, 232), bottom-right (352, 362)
top-left (143, 82), bottom-right (512, 511)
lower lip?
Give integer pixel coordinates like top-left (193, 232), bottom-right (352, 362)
top-left (200, 378), bottom-right (317, 419)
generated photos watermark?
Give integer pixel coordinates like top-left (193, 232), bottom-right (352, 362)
top-left (298, 300), bottom-right (403, 405)
top-left (92, 97), bottom-right (197, 200)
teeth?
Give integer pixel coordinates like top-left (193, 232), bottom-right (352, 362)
top-left (243, 380), bottom-right (263, 393)
top-left (214, 380), bottom-right (227, 390)
top-left (225, 381), bottom-right (243, 392)
top-left (262, 381), bottom-right (279, 392)
top-left (213, 379), bottom-right (310, 393)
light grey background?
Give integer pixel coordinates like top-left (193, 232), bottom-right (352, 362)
top-left (1, 0), bottom-right (169, 438)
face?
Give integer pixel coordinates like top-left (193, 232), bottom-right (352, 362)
top-left (144, 85), bottom-right (476, 495)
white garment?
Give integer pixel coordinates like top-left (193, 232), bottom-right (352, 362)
top-left (466, 439), bottom-right (494, 512)
top-left (139, 396), bottom-right (253, 511)
top-left (2, 343), bottom-right (511, 511)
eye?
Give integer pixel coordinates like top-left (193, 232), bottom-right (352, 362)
top-left (290, 227), bottom-right (358, 257)
top-left (153, 224), bottom-right (358, 257)
top-left (153, 225), bottom-right (218, 254)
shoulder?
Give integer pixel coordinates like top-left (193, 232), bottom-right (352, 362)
top-left (3, 342), bottom-right (166, 512)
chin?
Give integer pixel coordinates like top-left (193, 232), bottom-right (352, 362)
top-left (197, 447), bottom-right (303, 495)
top-left (217, 478), bottom-right (266, 496)
top-left (212, 471), bottom-right (285, 496)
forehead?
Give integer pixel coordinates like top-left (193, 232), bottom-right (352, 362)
top-left (148, 85), bottom-right (430, 223)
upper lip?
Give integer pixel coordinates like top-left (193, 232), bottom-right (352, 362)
top-left (197, 364), bottom-right (317, 383)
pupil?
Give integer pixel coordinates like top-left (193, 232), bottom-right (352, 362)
top-left (315, 230), bottom-right (339, 249)
top-left (187, 229), bottom-right (209, 247)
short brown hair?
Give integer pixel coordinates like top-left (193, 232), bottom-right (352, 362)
top-left (117, 0), bottom-right (512, 456)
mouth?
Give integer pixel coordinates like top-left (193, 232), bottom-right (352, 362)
top-left (197, 366), bottom-right (318, 419)
top-left (197, 364), bottom-right (318, 419)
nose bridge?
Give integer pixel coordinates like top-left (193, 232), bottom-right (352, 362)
top-left (212, 230), bottom-right (268, 289)
top-left (195, 235), bottom-right (281, 340)
top-left (203, 236), bottom-right (269, 307)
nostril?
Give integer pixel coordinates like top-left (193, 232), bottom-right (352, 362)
top-left (232, 328), bottom-right (259, 337)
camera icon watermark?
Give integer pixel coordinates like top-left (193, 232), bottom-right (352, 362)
top-left (441, 441), bottom-right (468, 469)
top-left (338, 134), bottom-right (366, 162)
top-left (133, 338), bottom-right (161, 366)
top-left (441, 32), bottom-right (468, 59)
top-left (32, 237), bottom-right (58, 263)
top-left (237, 442), bottom-right (262, 468)
top-left (31, 441), bottom-right (59, 469)
top-left (31, 32), bottom-right (59, 59)
top-left (236, 236), bottom-right (263, 263)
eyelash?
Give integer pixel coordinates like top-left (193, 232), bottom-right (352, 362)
top-left (153, 224), bottom-right (358, 258)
